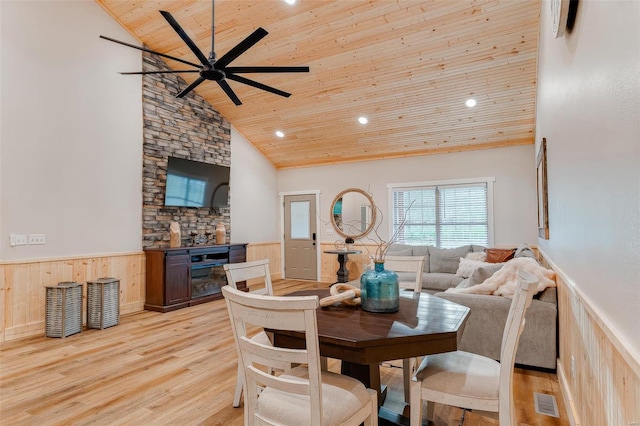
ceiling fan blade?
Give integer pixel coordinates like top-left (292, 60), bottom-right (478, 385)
top-left (217, 80), bottom-right (242, 106)
top-left (159, 10), bottom-right (210, 66)
top-left (120, 70), bottom-right (200, 75)
top-left (226, 66), bottom-right (310, 74)
top-left (176, 76), bottom-right (206, 98)
top-left (215, 27), bottom-right (268, 69)
top-left (100, 35), bottom-right (201, 68)
top-left (226, 74), bottom-right (291, 98)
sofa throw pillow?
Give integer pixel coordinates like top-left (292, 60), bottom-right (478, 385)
top-left (429, 245), bottom-right (471, 274)
top-left (455, 278), bottom-right (472, 289)
top-left (467, 263), bottom-right (505, 287)
top-left (485, 248), bottom-right (515, 263)
top-left (514, 244), bottom-right (538, 261)
top-left (455, 257), bottom-right (491, 278)
top-left (465, 251), bottom-right (487, 262)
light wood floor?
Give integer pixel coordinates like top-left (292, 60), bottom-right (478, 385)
top-left (0, 279), bottom-right (569, 425)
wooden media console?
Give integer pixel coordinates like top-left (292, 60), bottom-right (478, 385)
top-left (144, 243), bottom-right (247, 312)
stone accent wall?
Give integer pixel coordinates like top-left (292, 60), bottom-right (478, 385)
top-left (142, 52), bottom-right (231, 248)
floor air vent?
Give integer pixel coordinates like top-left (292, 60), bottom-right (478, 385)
top-left (534, 392), bottom-right (560, 417)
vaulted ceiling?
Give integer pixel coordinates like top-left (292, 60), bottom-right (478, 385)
top-left (97, 0), bottom-right (540, 169)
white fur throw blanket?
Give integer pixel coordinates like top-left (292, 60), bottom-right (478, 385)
top-left (446, 257), bottom-right (556, 298)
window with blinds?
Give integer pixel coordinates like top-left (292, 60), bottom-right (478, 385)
top-left (390, 179), bottom-right (492, 248)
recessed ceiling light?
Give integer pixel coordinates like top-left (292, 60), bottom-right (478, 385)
top-left (275, 130), bottom-right (285, 138)
top-left (358, 116), bottom-right (368, 125)
top-left (465, 98), bottom-right (477, 108)
top-left (284, 0), bottom-right (296, 4)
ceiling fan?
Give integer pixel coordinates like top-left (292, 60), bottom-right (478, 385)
top-left (100, 0), bottom-right (309, 106)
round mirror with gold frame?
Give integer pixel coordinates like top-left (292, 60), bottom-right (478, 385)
top-left (330, 188), bottom-right (377, 239)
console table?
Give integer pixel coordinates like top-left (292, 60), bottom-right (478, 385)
top-left (144, 243), bottom-right (247, 312)
top-left (324, 249), bottom-right (362, 283)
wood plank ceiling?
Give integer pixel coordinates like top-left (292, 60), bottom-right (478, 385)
top-left (96, 0), bottom-right (540, 169)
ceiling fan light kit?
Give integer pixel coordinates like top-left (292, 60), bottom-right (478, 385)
top-left (100, 0), bottom-right (309, 106)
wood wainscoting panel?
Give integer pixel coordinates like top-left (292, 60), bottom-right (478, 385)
top-left (246, 242), bottom-right (282, 285)
top-left (320, 242), bottom-right (377, 283)
top-left (539, 249), bottom-right (640, 425)
top-left (251, 241), bottom-right (375, 284)
top-left (0, 253), bottom-right (145, 342)
top-left (251, 241), bottom-right (383, 283)
top-left (0, 265), bottom-right (5, 344)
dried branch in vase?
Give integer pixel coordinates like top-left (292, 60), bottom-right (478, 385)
top-left (358, 197), bottom-right (413, 263)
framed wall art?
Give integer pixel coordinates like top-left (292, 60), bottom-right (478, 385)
top-left (537, 137), bottom-right (550, 239)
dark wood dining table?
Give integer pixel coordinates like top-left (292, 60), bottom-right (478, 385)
top-left (270, 288), bottom-right (470, 425)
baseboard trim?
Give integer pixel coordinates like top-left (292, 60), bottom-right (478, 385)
top-left (121, 301), bottom-right (145, 315)
top-left (2, 321), bottom-right (44, 341)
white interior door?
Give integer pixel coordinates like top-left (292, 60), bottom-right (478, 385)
top-left (283, 194), bottom-right (317, 280)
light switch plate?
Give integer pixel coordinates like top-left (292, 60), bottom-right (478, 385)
top-left (28, 234), bottom-right (46, 245)
top-left (10, 234), bottom-right (28, 246)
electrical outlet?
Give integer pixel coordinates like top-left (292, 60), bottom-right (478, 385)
top-left (326, 228), bottom-right (334, 235)
top-left (28, 234), bottom-right (46, 245)
top-left (10, 234), bottom-right (28, 246)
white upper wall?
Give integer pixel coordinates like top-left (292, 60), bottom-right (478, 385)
top-left (230, 127), bottom-right (279, 243)
top-left (0, 0), bottom-right (143, 260)
top-left (535, 0), bottom-right (640, 356)
top-left (0, 1), bottom-right (279, 260)
top-left (278, 144), bottom-right (538, 246)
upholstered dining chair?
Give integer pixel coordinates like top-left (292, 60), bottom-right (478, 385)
top-left (222, 285), bottom-right (378, 426)
top-left (224, 259), bottom-right (274, 408)
top-left (381, 255), bottom-right (426, 404)
top-left (409, 271), bottom-right (539, 426)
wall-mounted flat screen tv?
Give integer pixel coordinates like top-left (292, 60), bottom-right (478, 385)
top-left (164, 157), bottom-right (230, 208)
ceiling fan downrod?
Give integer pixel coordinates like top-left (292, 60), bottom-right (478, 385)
top-left (209, 0), bottom-right (216, 63)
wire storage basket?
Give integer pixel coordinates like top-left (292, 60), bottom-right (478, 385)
top-left (45, 282), bottom-right (83, 338)
top-left (87, 277), bottom-right (120, 329)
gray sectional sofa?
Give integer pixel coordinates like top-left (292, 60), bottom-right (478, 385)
top-left (386, 243), bottom-right (558, 370)
top-left (386, 243), bottom-right (487, 293)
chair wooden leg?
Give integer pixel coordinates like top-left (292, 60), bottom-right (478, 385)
top-left (365, 388), bottom-right (378, 426)
top-left (409, 379), bottom-right (422, 426)
top-left (402, 358), bottom-right (411, 404)
top-left (426, 401), bottom-right (434, 423)
top-left (233, 363), bottom-right (243, 408)
top-left (320, 356), bottom-right (328, 371)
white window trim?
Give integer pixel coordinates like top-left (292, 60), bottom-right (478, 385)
top-left (387, 177), bottom-right (495, 247)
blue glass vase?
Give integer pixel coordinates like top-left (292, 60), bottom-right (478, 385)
top-left (360, 261), bottom-right (399, 313)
